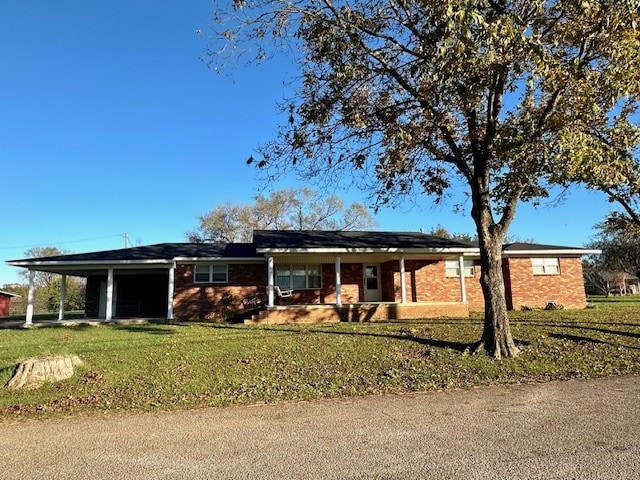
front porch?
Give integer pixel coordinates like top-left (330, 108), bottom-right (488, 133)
top-left (245, 301), bottom-right (470, 325)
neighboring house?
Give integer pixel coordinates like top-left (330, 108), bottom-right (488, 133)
top-left (6, 230), bottom-right (598, 325)
top-left (585, 271), bottom-right (640, 296)
top-left (0, 290), bottom-right (20, 317)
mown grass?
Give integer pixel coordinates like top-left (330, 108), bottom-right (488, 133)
top-left (0, 296), bottom-right (638, 420)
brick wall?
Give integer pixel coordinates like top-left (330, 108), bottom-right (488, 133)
top-left (505, 257), bottom-right (587, 309)
top-left (249, 302), bottom-right (470, 324)
top-left (320, 263), bottom-right (363, 304)
top-left (173, 264), bottom-right (266, 320)
top-left (387, 260), bottom-right (484, 310)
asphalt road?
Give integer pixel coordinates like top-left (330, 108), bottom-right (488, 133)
top-left (1, 375), bottom-right (638, 479)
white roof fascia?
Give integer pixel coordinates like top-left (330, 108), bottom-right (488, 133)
top-left (6, 259), bottom-right (174, 268)
top-left (0, 290), bottom-right (20, 297)
top-left (503, 249), bottom-right (601, 256)
top-left (256, 247), bottom-right (480, 255)
top-left (174, 257), bottom-right (266, 263)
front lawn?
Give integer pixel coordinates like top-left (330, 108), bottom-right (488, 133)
top-left (1, 297), bottom-right (639, 419)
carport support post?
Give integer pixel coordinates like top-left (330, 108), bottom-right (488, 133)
top-left (106, 268), bottom-right (114, 322)
top-left (167, 263), bottom-right (175, 320)
top-left (267, 256), bottom-right (274, 307)
top-left (458, 255), bottom-right (467, 303)
top-left (335, 256), bottom-right (342, 307)
top-left (25, 270), bottom-right (35, 326)
top-left (58, 274), bottom-right (66, 321)
top-left (399, 256), bottom-right (407, 303)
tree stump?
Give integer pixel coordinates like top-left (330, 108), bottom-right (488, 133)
top-left (5, 355), bottom-right (83, 390)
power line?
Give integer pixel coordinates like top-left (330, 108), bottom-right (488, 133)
top-left (0, 234), bottom-right (126, 251)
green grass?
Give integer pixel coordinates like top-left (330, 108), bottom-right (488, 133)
top-left (1, 297), bottom-right (639, 420)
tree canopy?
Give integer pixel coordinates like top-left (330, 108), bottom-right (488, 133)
top-left (13, 247), bottom-right (86, 314)
top-left (209, 0), bottom-right (640, 357)
top-left (583, 219), bottom-right (640, 295)
top-left (188, 187), bottom-right (377, 242)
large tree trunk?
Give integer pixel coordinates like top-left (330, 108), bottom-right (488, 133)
top-left (470, 178), bottom-right (520, 359)
top-left (475, 236), bottom-right (520, 359)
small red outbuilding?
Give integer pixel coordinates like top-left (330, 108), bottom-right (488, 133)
top-left (0, 290), bottom-right (20, 317)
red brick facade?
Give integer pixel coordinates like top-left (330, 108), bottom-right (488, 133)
top-left (504, 257), bottom-right (587, 309)
top-left (173, 264), bottom-right (266, 320)
top-left (167, 255), bottom-right (588, 321)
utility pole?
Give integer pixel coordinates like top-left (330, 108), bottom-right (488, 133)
top-left (124, 233), bottom-right (130, 248)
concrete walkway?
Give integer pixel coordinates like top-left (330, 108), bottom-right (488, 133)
top-left (0, 375), bottom-right (638, 479)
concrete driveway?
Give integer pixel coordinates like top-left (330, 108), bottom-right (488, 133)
top-left (0, 375), bottom-right (638, 479)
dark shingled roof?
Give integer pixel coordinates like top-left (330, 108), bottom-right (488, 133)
top-left (503, 242), bottom-right (586, 251)
top-left (8, 243), bottom-right (259, 263)
top-left (252, 230), bottom-right (476, 250)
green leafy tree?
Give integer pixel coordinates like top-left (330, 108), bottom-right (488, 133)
top-left (188, 187), bottom-right (377, 242)
top-left (209, 0), bottom-right (639, 357)
top-left (42, 277), bottom-right (86, 312)
top-left (557, 76), bottom-right (640, 235)
top-left (16, 247), bottom-right (86, 313)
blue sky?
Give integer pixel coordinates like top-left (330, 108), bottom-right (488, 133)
top-left (0, 0), bottom-right (615, 285)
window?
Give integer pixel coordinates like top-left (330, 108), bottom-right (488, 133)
top-left (194, 264), bottom-right (228, 283)
top-left (445, 259), bottom-right (475, 277)
top-left (276, 265), bottom-right (322, 290)
top-left (532, 258), bottom-right (560, 275)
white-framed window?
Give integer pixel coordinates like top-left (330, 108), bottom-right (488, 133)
top-left (445, 259), bottom-right (475, 277)
top-left (194, 264), bottom-right (228, 283)
top-left (276, 264), bottom-right (322, 290)
top-left (532, 258), bottom-right (560, 275)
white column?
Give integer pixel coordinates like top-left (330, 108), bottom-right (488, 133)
top-left (25, 270), bottom-right (35, 326)
top-left (167, 263), bottom-right (175, 320)
top-left (458, 255), bottom-right (467, 303)
top-left (106, 268), bottom-right (114, 321)
top-left (335, 256), bottom-right (342, 307)
top-left (267, 256), bottom-right (274, 307)
top-left (58, 274), bottom-right (67, 321)
top-left (399, 256), bottom-right (407, 303)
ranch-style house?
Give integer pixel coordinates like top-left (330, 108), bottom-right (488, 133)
top-left (6, 230), bottom-right (598, 325)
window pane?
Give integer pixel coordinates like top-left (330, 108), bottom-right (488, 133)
top-left (292, 267), bottom-right (306, 289)
top-left (211, 265), bottom-right (227, 282)
top-left (544, 258), bottom-right (560, 274)
top-left (532, 258), bottom-right (560, 275)
top-left (445, 260), bottom-right (460, 277)
top-left (307, 265), bottom-right (321, 288)
top-left (194, 265), bottom-right (210, 283)
top-left (463, 260), bottom-right (475, 277)
top-left (276, 266), bottom-right (291, 289)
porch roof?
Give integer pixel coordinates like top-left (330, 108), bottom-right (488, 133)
top-left (5, 243), bottom-right (262, 274)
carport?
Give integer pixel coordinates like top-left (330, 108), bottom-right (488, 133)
top-left (6, 253), bottom-right (176, 325)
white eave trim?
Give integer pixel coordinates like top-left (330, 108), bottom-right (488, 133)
top-left (256, 247), bottom-right (480, 254)
top-left (503, 249), bottom-right (601, 256)
top-left (6, 259), bottom-right (174, 267)
top-left (174, 257), bottom-right (266, 262)
top-left (0, 290), bottom-right (21, 298)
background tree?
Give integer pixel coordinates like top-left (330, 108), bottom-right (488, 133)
top-left (583, 220), bottom-right (640, 295)
top-left (425, 225), bottom-right (476, 243)
top-left (16, 247), bottom-right (86, 314)
top-left (210, 0), bottom-right (639, 358)
top-left (19, 247), bottom-right (68, 287)
top-left (188, 187), bottom-right (377, 242)
top-left (563, 104), bottom-right (640, 235)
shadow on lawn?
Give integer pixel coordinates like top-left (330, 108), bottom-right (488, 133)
top-left (246, 325), bottom-right (533, 353)
top-left (525, 322), bottom-right (640, 340)
top-left (550, 332), bottom-right (640, 350)
top-left (112, 325), bottom-right (177, 335)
